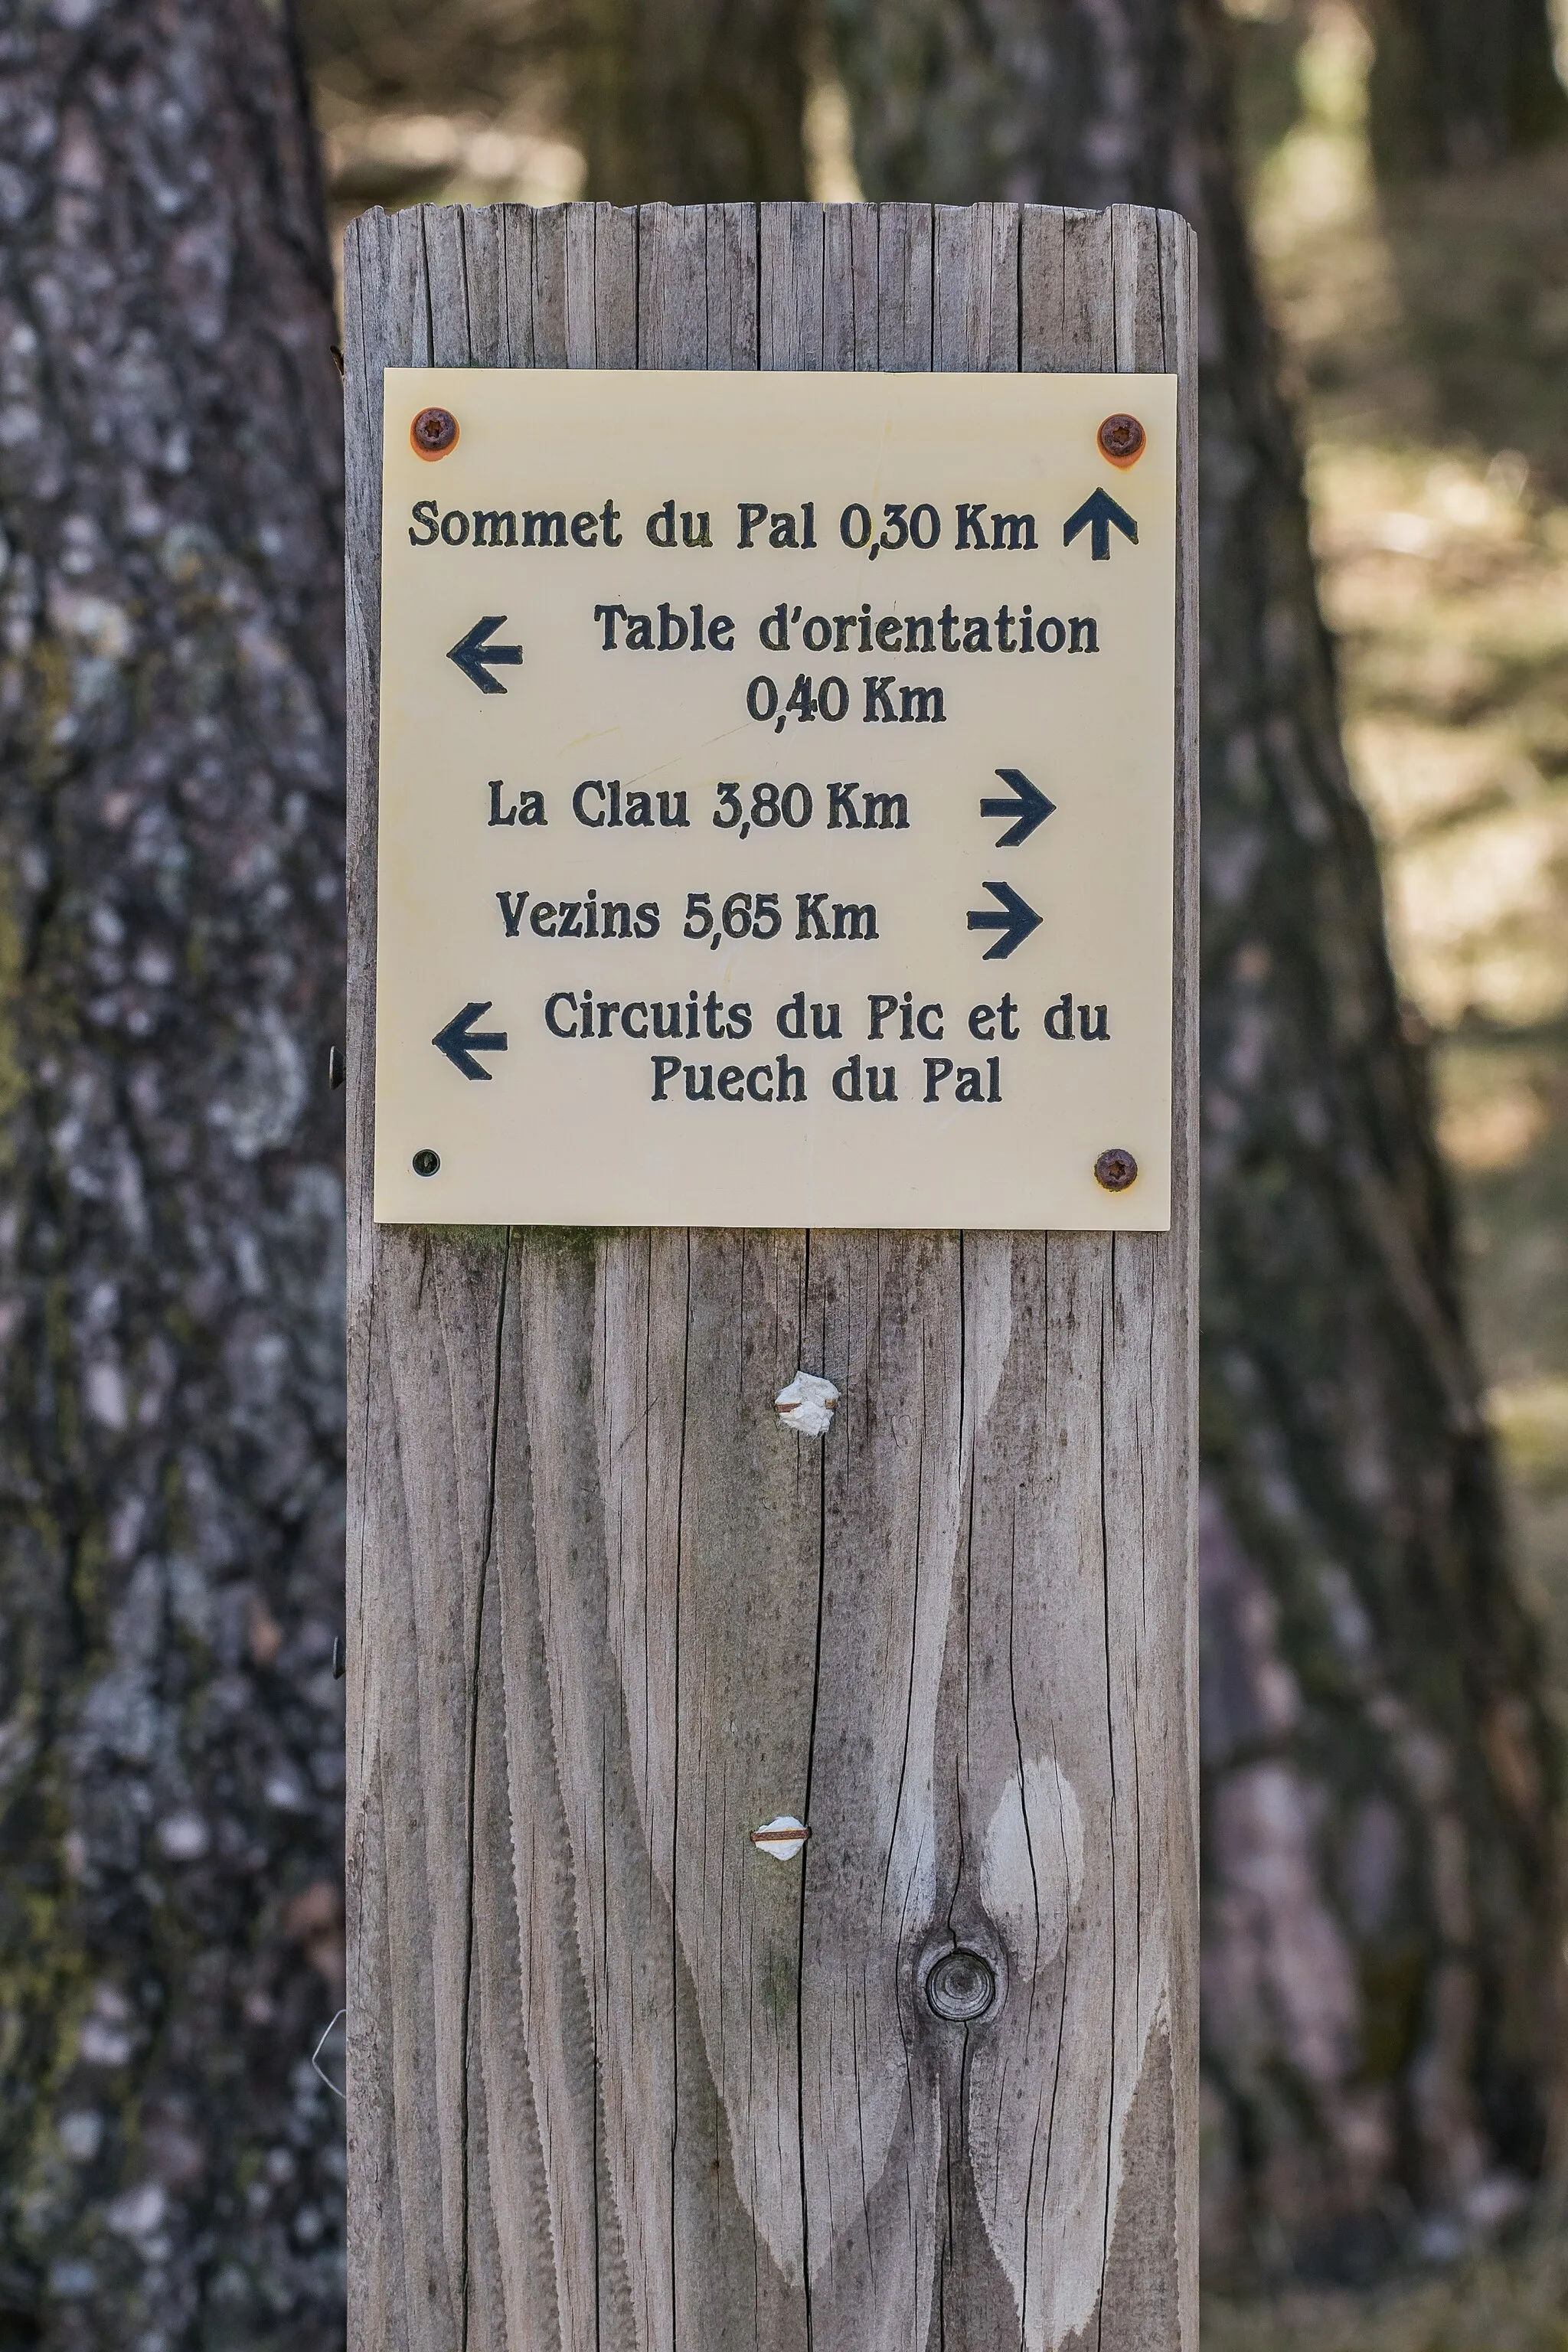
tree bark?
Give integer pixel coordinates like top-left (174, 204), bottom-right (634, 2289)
top-left (0, 2), bottom-right (346, 2346)
top-left (1364, 0), bottom-right (1568, 178)
top-left (549, 0), bottom-right (809, 202)
top-left (826, 0), bottom-right (1563, 2283)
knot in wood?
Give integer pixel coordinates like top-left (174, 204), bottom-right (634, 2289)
top-left (411, 405), bottom-right (459, 459)
top-left (1094, 1146), bottom-right (1138, 1192)
top-left (1096, 412), bottom-right (1146, 467)
top-left (924, 1948), bottom-right (998, 2023)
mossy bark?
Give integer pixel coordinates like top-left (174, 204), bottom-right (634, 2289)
top-left (826, 0), bottom-right (1563, 2285)
top-left (0, 0), bottom-right (346, 2343)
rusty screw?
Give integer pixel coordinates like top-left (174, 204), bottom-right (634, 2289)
top-left (411, 406), bottom-right (459, 460)
top-left (1096, 413), bottom-right (1146, 468)
top-left (1095, 1148), bottom-right (1138, 1193)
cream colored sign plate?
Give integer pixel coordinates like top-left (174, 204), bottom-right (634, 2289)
top-left (374, 368), bottom-right (1177, 1230)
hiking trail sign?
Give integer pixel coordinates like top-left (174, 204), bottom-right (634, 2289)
top-left (345, 198), bottom-right (1199, 2352)
top-left (373, 367), bottom-right (1176, 1228)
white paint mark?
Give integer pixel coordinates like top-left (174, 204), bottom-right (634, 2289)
top-left (774, 1370), bottom-right (838, 1436)
top-left (750, 1814), bottom-right (809, 1860)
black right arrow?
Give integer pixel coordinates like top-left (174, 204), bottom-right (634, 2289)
top-left (1063, 487), bottom-right (1138, 560)
top-left (433, 1000), bottom-right (508, 1080)
top-left (980, 766), bottom-right (1057, 848)
top-left (967, 881), bottom-right (1043, 961)
top-left (447, 615), bottom-right (524, 694)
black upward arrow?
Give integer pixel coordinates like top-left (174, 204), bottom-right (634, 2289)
top-left (980, 766), bottom-right (1056, 848)
top-left (433, 1001), bottom-right (508, 1080)
top-left (1063, 488), bottom-right (1138, 560)
top-left (967, 881), bottom-right (1043, 961)
top-left (447, 615), bottom-right (524, 694)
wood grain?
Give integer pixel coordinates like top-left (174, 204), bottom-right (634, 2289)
top-left (345, 199), bottom-right (1198, 2352)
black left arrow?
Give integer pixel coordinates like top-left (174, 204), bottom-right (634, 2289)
top-left (1063, 487), bottom-right (1138, 560)
top-left (981, 766), bottom-right (1056, 848)
top-left (433, 1001), bottom-right (508, 1080)
top-left (447, 615), bottom-right (524, 694)
top-left (967, 881), bottom-right (1043, 961)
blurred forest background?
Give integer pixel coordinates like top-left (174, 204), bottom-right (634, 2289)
top-left (297, 0), bottom-right (1568, 2341)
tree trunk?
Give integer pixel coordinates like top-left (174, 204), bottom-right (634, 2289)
top-left (826, 0), bottom-right (1563, 2284)
top-left (0, 3), bottom-right (346, 2346)
top-left (550, 0), bottom-right (809, 202)
top-left (1364, 0), bottom-right (1568, 178)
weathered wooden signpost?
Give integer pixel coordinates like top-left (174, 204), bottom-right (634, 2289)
top-left (345, 199), bottom-right (1197, 2351)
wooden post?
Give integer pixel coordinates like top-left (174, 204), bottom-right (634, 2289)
top-left (344, 199), bottom-right (1197, 2352)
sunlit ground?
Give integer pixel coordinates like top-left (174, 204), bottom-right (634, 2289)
top-left (1204, 2226), bottom-right (1568, 2352)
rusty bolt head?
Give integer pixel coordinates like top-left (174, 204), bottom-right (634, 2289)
top-left (411, 407), bottom-right (459, 460)
top-left (1096, 413), bottom-right (1146, 468)
top-left (1090, 1148), bottom-right (1142, 1194)
top-left (1094, 1148), bottom-right (1138, 1193)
